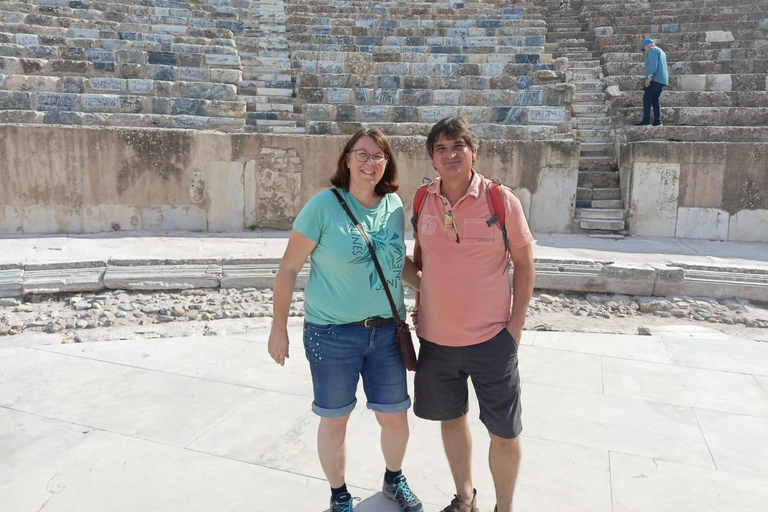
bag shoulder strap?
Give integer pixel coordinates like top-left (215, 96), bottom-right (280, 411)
top-left (409, 184), bottom-right (430, 232)
top-left (330, 188), bottom-right (401, 323)
top-left (485, 179), bottom-right (515, 273)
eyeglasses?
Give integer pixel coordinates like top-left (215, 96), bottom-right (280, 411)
top-left (348, 149), bottom-right (388, 165)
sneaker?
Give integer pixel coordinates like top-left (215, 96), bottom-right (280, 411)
top-left (652, 120), bottom-right (663, 126)
top-left (634, 120), bottom-right (652, 126)
top-left (383, 475), bottom-right (423, 512)
top-left (330, 492), bottom-right (359, 512)
top-left (440, 489), bottom-right (478, 512)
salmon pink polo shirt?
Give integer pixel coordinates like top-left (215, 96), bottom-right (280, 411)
top-left (414, 171), bottom-right (534, 347)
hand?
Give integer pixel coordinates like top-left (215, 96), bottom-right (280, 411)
top-left (267, 328), bottom-right (290, 366)
top-left (506, 324), bottom-right (523, 346)
top-left (410, 307), bottom-right (419, 327)
top-left (644, 77), bottom-right (652, 88)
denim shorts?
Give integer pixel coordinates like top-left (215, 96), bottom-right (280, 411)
top-left (303, 321), bottom-right (411, 418)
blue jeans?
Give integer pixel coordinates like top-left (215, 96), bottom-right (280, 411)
top-left (642, 81), bottom-right (666, 123)
top-left (303, 321), bottom-right (411, 418)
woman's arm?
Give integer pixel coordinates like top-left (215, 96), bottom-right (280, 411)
top-left (268, 229), bottom-right (317, 365)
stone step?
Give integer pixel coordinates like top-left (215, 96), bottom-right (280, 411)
top-left (295, 72), bottom-right (541, 92)
top-left (618, 106), bottom-right (768, 127)
top-left (299, 87), bottom-right (553, 107)
top-left (289, 25), bottom-right (548, 38)
top-left (289, 43), bottom-right (547, 58)
top-left (579, 142), bottom-right (613, 153)
top-left (593, 187), bottom-right (621, 200)
top-left (605, 59), bottom-right (768, 77)
top-left (0, 108), bottom-right (247, 131)
top-left (579, 219), bottom-right (625, 231)
top-left (574, 93), bottom-right (604, 103)
top-left (576, 129), bottom-right (613, 142)
top-left (604, 73), bottom-right (768, 93)
top-left (569, 60), bottom-right (601, 69)
top-left (305, 121), bottom-right (557, 139)
top-left (580, 155), bottom-right (616, 168)
top-left (612, 91), bottom-right (768, 109)
top-left (573, 104), bottom-right (608, 114)
top-left (623, 125), bottom-right (768, 143)
top-left (300, 104), bottom-right (567, 125)
top-left (578, 170), bottom-right (620, 188)
top-left (574, 116), bottom-right (613, 127)
top-left (570, 68), bottom-right (602, 81)
top-left (592, 199), bottom-right (624, 209)
top-left (294, 60), bottom-right (543, 77)
top-left (573, 81), bottom-right (604, 93)
top-left (576, 208), bottom-right (624, 220)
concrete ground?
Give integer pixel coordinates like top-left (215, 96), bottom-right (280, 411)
top-left (2, 324), bottom-right (768, 512)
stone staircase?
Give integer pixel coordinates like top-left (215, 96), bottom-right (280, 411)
top-left (545, 0), bottom-right (625, 233)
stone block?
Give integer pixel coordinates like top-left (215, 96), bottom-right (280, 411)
top-left (205, 100), bottom-right (245, 118)
top-left (678, 75), bottom-right (706, 92)
top-left (179, 81), bottom-right (236, 101)
top-left (23, 205), bottom-right (83, 234)
top-left (83, 205), bottom-right (142, 233)
top-left (89, 77), bottom-right (125, 92)
top-left (433, 90), bottom-right (461, 105)
top-left (594, 27), bottom-right (614, 37)
top-left (706, 75), bottom-right (732, 92)
top-left (81, 94), bottom-right (118, 113)
top-left (529, 166), bottom-right (578, 233)
top-left (675, 207), bottom-right (729, 241)
top-left (23, 263), bottom-right (106, 294)
top-left (529, 106), bottom-right (565, 124)
top-left (145, 64), bottom-right (175, 81)
top-left (71, 29), bottom-right (100, 39)
top-left (0, 265), bottom-right (23, 298)
top-left (705, 31), bottom-right (735, 43)
top-left (0, 206), bottom-right (23, 234)
top-left (43, 112), bottom-right (83, 125)
top-left (172, 98), bottom-right (206, 117)
top-left (141, 205), bottom-right (206, 231)
top-left (147, 51), bottom-right (177, 66)
top-left (373, 89), bottom-right (397, 105)
top-left (628, 163), bottom-right (680, 237)
top-left (360, 105), bottom-right (389, 121)
top-left (728, 209), bottom-right (768, 243)
top-left (401, 89), bottom-right (432, 106)
top-left (119, 96), bottom-right (144, 114)
top-left (103, 263), bottom-right (221, 290)
top-left (86, 50), bottom-right (115, 63)
top-left (457, 106), bottom-right (487, 124)
top-left (210, 68), bottom-right (241, 84)
top-left (254, 147), bottom-right (302, 230)
top-left (204, 54), bottom-right (240, 67)
top-left (0, 91), bottom-right (31, 110)
top-left (128, 79), bottom-right (154, 94)
top-left (325, 86), bottom-right (357, 104)
top-left (15, 34), bottom-right (39, 47)
top-left (202, 162), bottom-right (245, 232)
top-left (422, 106), bottom-right (458, 123)
top-left (34, 92), bottom-right (77, 112)
top-left (518, 76), bottom-right (534, 90)
top-left (516, 90), bottom-right (543, 106)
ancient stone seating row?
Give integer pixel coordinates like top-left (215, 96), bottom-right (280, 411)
top-left (604, 74), bottom-right (767, 93)
top-left (298, 87), bottom-right (556, 108)
top-left (305, 120), bottom-right (556, 140)
top-left (295, 72), bottom-right (540, 92)
top-left (605, 59), bottom-right (768, 77)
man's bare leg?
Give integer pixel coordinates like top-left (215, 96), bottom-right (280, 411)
top-left (488, 433), bottom-right (521, 512)
top-left (441, 415), bottom-right (474, 503)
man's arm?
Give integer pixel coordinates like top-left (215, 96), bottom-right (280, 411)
top-left (506, 243), bottom-right (535, 345)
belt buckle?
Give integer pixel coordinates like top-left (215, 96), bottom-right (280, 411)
top-left (363, 317), bottom-right (378, 328)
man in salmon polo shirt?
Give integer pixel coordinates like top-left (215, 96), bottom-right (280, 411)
top-left (412, 116), bottom-right (535, 512)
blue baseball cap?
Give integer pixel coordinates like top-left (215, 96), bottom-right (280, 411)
top-left (641, 38), bottom-right (654, 50)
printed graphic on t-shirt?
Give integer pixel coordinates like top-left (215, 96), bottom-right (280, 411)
top-left (348, 214), bottom-right (404, 291)
top-left (419, 214), bottom-right (439, 236)
top-left (463, 219), bottom-right (496, 244)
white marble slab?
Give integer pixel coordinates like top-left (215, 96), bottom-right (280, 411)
top-left (602, 357), bottom-right (768, 417)
top-left (693, 408), bottom-right (768, 478)
top-left (519, 345), bottom-right (603, 393)
top-left (533, 332), bottom-right (671, 363)
top-left (663, 335), bottom-right (768, 376)
top-left (523, 383), bottom-right (714, 468)
top-left (0, 347), bottom-right (261, 447)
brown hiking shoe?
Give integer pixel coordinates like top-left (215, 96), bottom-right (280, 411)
top-left (440, 489), bottom-right (478, 512)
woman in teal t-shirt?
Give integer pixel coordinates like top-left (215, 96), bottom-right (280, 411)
top-left (268, 129), bottom-right (423, 512)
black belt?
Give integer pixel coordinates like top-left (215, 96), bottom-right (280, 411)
top-left (346, 316), bottom-right (394, 328)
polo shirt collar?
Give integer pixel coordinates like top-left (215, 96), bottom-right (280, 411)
top-left (428, 170), bottom-right (482, 198)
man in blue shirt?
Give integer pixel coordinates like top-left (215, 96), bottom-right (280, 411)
top-left (635, 38), bottom-right (669, 126)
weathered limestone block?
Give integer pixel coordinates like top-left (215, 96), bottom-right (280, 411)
top-left (728, 210), bottom-right (768, 243)
top-left (221, 260), bottom-right (310, 289)
top-left (705, 31), bottom-right (735, 43)
top-left (252, 148), bottom-right (302, 230)
top-left (675, 207), bottom-right (729, 241)
top-left (141, 205), bottom-right (206, 231)
top-left (628, 163), bottom-right (680, 237)
top-left (678, 75), bottom-right (707, 92)
top-left (0, 264), bottom-right (23, 298)
top-left (706, 74), bottom-right (732, 92)
top-left (0, 206), bottom-right (23, 234)
top-left (103, 262), bottom-right (222, 290)
top-left (23, 205), bottom-right (83, 234)
top-left (83, 205), bottom-right (142, 233)
top-left (529, 166), bottom-right (578, 232)
top-left (23, 262), bottom-right (107, 294)
top-left (201, 162), bottom-right (246, 232)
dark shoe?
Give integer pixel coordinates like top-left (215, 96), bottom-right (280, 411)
top-left (440, 489), bottom-right (478, 512)
top-left (634, 120), bottom-right (651, 126)
top-left (330, 492), bottom-right (359, 512)
top-left (652, 120), bottom-right (663, 126)
top-left (383, 475), bottom-right (423, 512)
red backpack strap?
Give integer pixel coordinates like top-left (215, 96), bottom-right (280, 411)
top-left (485, 179), bottom-right (514, 274)
top-left (410, 184), bottom-right (430, 233)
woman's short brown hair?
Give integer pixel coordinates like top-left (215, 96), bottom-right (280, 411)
top-left (330, 128), bottom-right (399, 196)
top-left (426, 116), bottom-right (479, 158)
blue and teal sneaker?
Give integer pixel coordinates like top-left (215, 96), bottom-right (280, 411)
top-left (382, 474), bottom-right (423, 512)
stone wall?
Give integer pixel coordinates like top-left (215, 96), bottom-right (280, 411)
top-left (0, 125), bottom-right (579, 234)
top-left (620, 141), bottom-right (768, 242)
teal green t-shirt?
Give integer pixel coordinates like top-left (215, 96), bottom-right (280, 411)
top-left (293, 188), bottom-right (407, 325)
